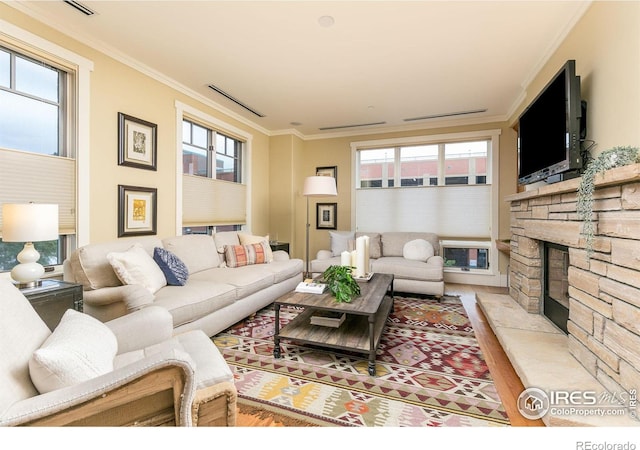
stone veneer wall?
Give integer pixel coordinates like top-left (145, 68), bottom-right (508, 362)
top-left (507, 164), bottom-right (640, 396)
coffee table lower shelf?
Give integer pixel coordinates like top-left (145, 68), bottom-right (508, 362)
top-left (273, 295), bottom-right (393, 376)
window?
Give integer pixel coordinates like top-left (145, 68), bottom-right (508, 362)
top-left (357, 140), bottom-right (488, 188)
top-left (0, 44), bottom-right (76, 273)
top-left (442, 243), bottom-right (490, 271)
top-left (352, 131), bottom-right (500, 261)
top-left (180, 116), bottom-right (247, 234)
top-left (183, 119), bottom-right (242, 183)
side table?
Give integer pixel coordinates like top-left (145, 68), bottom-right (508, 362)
top-left (20, 279), bottom-right (84, 331)
top-left (269, 241), bottom-right (290, 253)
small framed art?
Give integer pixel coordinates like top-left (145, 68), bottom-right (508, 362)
top-left (118, 112), bottom-right (158, 171)
top-left (118, 185), bottom-right (157, 237)
top-left (316, 166), bottom-right (337, 179)
top-left (316, 202), bottom-right (337, 230)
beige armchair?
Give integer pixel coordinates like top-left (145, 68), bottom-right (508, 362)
top-left (0, 279), bottom-right (236, 426)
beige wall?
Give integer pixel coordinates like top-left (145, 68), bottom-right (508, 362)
top-left (1, 4), bottom-right (272, 244)
top-left (509, 1), bottom-right (640, 153)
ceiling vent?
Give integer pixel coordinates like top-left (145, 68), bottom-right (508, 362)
top-left (404, 108), bottom-right (487, 122)
top-left (207, 84), bottom-right (265, 118)
top-left (63, 1), bottom-right (96, 16)
top-left (318, 121), bottom-right (386, 131)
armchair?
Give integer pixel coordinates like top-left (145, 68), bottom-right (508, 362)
top-left (0, 279), bottom-right (237, 426)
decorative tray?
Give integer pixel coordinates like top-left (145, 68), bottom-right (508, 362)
top-left (353, 272), bottom-right (374, 282)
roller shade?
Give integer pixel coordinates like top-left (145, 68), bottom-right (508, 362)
top-left (355, 184), bottom-right (491, 238)
top-left (182, 174), bottom-right (246, 226)
top-left (0, 148), bottom-right (76, 235)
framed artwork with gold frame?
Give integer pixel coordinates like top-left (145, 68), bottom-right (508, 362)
top-left (118, 185), bottom-right (157, 237)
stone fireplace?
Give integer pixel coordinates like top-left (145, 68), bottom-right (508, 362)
top-left (507, 164), bottom-right (640, 399)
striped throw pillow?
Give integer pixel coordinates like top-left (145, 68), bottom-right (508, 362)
top-left (224, 242), bottom-right (269, 268)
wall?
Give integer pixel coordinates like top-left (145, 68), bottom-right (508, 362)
top-left (509, 1), bottom-right (640, 154)
top-left (0, 4), bottom-right (272, 245)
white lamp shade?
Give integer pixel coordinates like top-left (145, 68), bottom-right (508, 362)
top-left (2, 203), bottom-right (59, 242)
top-left (303, 176), bottom-right (337, 197)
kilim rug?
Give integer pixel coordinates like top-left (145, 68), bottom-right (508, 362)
top-left (212, 295), bottom-right (510, 427)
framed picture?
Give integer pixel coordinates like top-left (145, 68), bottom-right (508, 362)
top-left (316, 166), bottom-right (337, 179)
top-left (118, 113), bottom-right (157, 171)
top-left (118, 185), bottom-right (157, 237)
top-left (316, 202), bottom-right (337, 230)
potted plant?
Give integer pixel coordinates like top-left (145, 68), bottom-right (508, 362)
top-left (577, 146), bottom-right (639, 256)
top-left (322, 265), bottom-right (361, 303)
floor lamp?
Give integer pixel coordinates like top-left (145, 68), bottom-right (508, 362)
top-left (302, 176), bottom-right (337, 278)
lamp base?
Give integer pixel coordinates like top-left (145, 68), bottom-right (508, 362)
top-left (14, 279), bottom-right (44, 289)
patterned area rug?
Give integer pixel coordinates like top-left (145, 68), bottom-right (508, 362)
top-left (213, 295), bottom-right (509, 427)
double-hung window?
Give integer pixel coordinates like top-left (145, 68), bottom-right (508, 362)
top-left (181, 118), bottom-right (246, 234)
top-left (0, 45), bottom-right (76, 273)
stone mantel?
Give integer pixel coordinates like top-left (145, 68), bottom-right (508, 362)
top-left (506, 163), bottom-right (640, 409)
top-left (506, 162), bottom-right (640, 202)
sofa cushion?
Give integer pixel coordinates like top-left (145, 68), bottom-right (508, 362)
top-left (114, 330), bottom-right (233, 388)
top-left (153, 280), bottom-right (237, 328)
top-left (403, 239), bottom-right (435, 262)
top-left (153, 247), bottom-right (189, 286)
top-left (192, 265), bottom-right (275, 298)
top-left (329, 230), bottom-right (355, 256)
top-left (381, 232), bottom-right (440, 257)
top-left (70, 237), bottom-right (163, 290)
top-left (371, 256), bottom-right (443, 282)
top-left (107, 243), bottom-right (167, 294)
top-left (213, 231), bottom-right (241, 267)
top-left (238, 232), bottom-right (274, 262)
top-left (162, 234), bottom-right (220, 274)
top-left (356, 232), bottom-right (382, 259)
top-left (225, 242), bottom-right (270, 268)
top-left (259, 258), bottom-right (304, 284)
top-left (29, 309), bottom-right (118, 394)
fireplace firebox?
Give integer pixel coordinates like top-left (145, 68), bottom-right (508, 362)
top-left (544, 242), bottom-right (569, 334)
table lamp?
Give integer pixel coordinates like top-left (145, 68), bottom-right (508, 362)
top-left (302, 176), bottom-right (337, 278)
top-left (2, 203), bottom-right (59, 288)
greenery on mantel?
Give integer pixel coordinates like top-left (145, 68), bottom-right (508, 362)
top-left (322, 265), bottom-right (361, 303)
top-left (577, 146), bottom-right (640, 256)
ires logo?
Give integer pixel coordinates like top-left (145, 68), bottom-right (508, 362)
top-left (517, 387), bottom-right (639, 421)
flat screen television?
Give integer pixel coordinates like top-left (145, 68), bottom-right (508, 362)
top-left (517, 59), bottom-right (586, 185)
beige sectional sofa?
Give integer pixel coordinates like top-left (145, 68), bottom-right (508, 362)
top-left (310, 231), bottom-right (444, 297)
top-left (64, 232), bottom-right (303, 337)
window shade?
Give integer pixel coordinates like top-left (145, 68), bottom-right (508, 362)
top-left (355, 185), bottom-right (491, 238)
top-left (182, 174), bottom-right (246, 226)
top-left (0, 148), bottom-right (76, 235)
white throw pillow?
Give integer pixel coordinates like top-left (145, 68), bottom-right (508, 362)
top-left (329, 231), bottom-right (355, 256)
top-left (107, 243), bottom-right (167, 294)
top-left (29, 309), bottom-right (118, 394)
top-left (403, 239), bottom-right (435, 262)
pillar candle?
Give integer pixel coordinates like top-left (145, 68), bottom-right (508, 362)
top-left (355, 236), bottom-right (366, 278)
top-left (341, 250), bottom-right (351, 266)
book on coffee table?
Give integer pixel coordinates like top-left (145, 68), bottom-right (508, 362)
top-left (310, 310), bottom-right (346, 328)
top-left (295, 281), bottom-right (327, 294)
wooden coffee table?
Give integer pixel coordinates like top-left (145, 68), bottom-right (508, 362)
top-left (273, 273), bottom-right (394, 376)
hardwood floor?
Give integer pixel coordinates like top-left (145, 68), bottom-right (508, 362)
top-left (236, 283), bottom-right (544, 427)
top-left (446, 283), bottom-right (545, 427)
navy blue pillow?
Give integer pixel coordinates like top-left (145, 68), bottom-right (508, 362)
top-left (153, 247), bottom-right (189, 286)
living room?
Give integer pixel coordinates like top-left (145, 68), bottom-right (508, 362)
top-left (0, 0), bottom-right (639, 444)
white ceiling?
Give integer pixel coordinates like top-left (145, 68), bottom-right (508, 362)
top-left (8, 1), bottom-right (591, 137)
